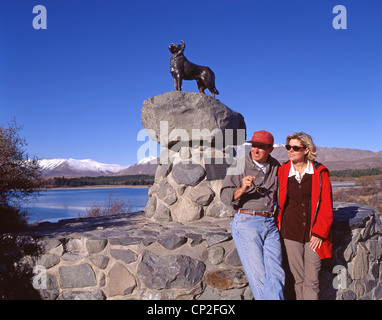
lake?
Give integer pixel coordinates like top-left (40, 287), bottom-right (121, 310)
top-left (26, 187), bottom-right (149, 223)
top-left (26, 183), bottom-right (354, 224)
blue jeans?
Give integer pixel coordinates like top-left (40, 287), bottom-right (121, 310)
top-left (230, 212), bottom-right (285, 300)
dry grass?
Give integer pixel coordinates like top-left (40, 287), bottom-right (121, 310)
top-left (78, 192), bottom-right (132, 218)
top-left (333, 175), bottom-right (382, 213)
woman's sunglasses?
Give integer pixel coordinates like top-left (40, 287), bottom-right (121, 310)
top-left (285, 145), bottom-right (305, 151)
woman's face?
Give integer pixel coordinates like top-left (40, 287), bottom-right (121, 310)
top-left (287, 138), bottom-right (308, 163)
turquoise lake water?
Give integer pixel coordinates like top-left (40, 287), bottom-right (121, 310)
top-left (27, 187), bottom-right (149, 223)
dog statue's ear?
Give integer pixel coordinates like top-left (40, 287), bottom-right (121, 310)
top-left (181, 40), bottom-right (185, 50)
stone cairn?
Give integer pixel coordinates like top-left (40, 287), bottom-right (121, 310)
top-left (2, 92), bottom-right (381, 300)
top-left (141, 91), bottom-right (246, 223)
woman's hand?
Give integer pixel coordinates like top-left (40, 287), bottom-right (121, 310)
top-left (310, 235), bottom-right (322, 252)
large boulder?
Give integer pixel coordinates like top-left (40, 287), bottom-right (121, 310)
top-left (137, 251), bottom-right (206, 290)
top-left (141, 91), bottom-right (246, 147)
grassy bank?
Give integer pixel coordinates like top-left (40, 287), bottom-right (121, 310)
top-left (332, 174), bottom-right (382, 213)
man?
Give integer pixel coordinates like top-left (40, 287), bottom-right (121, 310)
top-left (220, 130), bottom-right (285, 300)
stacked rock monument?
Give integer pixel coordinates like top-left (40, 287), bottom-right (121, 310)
top-left (141, 91), bottom-right (246, 223)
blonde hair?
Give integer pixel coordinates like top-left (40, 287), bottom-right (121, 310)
top-left (286, 132), bottom-right (317, 161)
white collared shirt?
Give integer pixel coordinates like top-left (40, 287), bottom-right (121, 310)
top-left (253, 160), bottom-right (267, 174)
top-left (288, 161), bottom-right (314, 183)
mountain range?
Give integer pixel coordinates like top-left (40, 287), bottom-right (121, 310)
top-left (39, 145), bottom-right (382, 178)
top-left (38, 158), bottom-right (129, 177)
top-left (39, 156), bottom-right (158, 178)
top-left (272, 145), bottom-right (382, 171)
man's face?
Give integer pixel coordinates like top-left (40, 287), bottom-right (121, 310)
top-left (250, 143), bottom-right (273, 163)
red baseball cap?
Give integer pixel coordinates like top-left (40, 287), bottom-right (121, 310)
top-left (247, 130), bottom-right (274, 145)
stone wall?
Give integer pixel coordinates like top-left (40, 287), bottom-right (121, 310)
top-left (319, 202), bottom-right (382, 300)
top-left (10, 212), bottom-right (250, 300)
top-left (1, 201), bottom-right (381, 300)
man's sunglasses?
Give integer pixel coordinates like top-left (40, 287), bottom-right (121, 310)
top-left (285, 145), bottom-right (305, 151)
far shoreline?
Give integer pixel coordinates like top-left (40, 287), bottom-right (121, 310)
top-left (43, 181), bottom-right (355, 191)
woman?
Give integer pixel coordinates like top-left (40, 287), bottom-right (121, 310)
top-left (277, 132), bottom-right (333, 300)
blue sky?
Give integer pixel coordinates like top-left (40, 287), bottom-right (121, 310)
top-left (1, 0), bottom-right (381, 166)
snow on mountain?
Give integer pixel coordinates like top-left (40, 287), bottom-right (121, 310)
top-left (115, 156), bottom-right (158, 176)
top-left (39, 158), bottom-right (130, 177)
top-left (38, 158), bottom-right (67, 170)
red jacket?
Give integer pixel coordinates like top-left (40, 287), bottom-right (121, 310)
top-left (277, 161), bottom-right (333, 259)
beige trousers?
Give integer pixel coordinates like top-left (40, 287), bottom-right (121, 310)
top-left (283, 239), bottom-right (321, 300)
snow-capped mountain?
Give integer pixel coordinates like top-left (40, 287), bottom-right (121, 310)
top-left (39, 158), bottom-right (130, 177)
top-left (115, 156), bottom-right (158, 176)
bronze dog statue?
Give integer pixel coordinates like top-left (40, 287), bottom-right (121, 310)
top-left (169, 40), bottom-right (219, 98)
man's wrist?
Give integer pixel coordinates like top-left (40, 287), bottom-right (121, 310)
top-left (233, 187), bottom-right (246, 200)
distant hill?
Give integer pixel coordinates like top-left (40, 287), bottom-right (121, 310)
top-left (271, 145), bottom-right (382, 171)
top-left (39, 146), bottom-right (382, 178)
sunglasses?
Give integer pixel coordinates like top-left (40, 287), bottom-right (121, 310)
top-left (285, 145), bottom-right (305, 151)
top-left (254, 185), bottom-right (267, 196)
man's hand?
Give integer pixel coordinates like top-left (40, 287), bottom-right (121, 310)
top-left (233, 176), bottom-right (255, 200)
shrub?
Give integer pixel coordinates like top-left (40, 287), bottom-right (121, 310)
top-left (0, 120), bottom-right (43, 233)
top-left (79, 192), bottom-right (132, 218)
